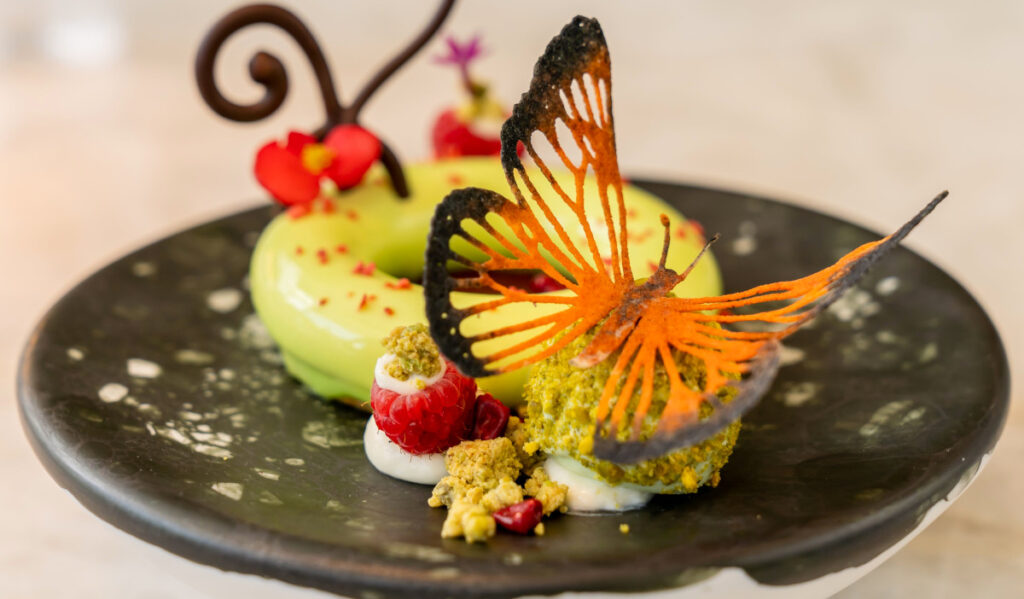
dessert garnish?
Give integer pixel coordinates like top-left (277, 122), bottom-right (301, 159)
top-left (253, 125), bottom-right (381, 211)
top-left (370, 324), bottom-right (477, 454)
top-left (432, 35), bottom-right (507, 158)
top-left (468, 392), bottom-right (510, 440)
top-left (428, 434), bottom-right (568, 543)
top-left (195, 1), bottom-right (458, 198)
top-left (422, 16), bottom-right (948, 464)
top-left (492, 498), bottom-right (544, 534)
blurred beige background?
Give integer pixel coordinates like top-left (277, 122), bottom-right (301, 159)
top-left (1, 1), bottom-right (1020, 597)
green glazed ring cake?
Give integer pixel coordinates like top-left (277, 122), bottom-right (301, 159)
top-left (249, 157), bottom-right (722, 410)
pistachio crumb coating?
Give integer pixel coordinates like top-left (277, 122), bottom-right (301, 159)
top-left (382, 323), bottom-right (442, 382)
top-left (523, 328), bottom-right (740, 494)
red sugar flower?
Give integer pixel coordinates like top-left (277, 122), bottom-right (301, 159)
top-left (254, 125), bottom-right (381, 206)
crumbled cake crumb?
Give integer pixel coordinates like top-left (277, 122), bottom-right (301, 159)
top-left (429, 422), bottom-right (566, 542)
top-left (441, 499), bottom-right (495, 543)
top-left (445, 437), bottom-right (521, 486)
top-left (524, 466), bottom-right (568, 515)
top-left (505, 416), bottom-right (541, 471)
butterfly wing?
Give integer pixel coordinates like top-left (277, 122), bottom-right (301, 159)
top-left (592, 192), bottom-right (947, 463)
top-left (424, 17), bottom-right (634, 377)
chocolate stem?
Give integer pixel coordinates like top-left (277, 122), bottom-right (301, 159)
top-left (348, 0), bottom-right (456, 119)
top-left (195, 4), bottom-right (343, 126)
top-left (195, 1), bottom-right (457, 199)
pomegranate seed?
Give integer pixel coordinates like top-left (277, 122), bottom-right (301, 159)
top-left (493, 499), bottom-right (543, 534)
top-left (470, 393), bottom-right (510, 440)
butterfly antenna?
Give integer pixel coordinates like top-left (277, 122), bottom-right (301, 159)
top-left (658, 214), bottom-right (672, 269)
top-left (674, 233), bottom-right (720, 282)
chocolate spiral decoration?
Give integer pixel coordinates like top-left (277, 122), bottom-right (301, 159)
top-left (195, 0), bottom-right (457, 198)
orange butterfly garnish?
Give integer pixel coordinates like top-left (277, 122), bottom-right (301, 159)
top-left (423, 17), bottom-right (946, 464)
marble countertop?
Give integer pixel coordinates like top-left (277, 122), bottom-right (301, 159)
top-left (1, 1), bottom-right (1020, 597)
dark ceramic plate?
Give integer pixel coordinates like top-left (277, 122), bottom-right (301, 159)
top-left (19, 182), bottom-right (1009, 598)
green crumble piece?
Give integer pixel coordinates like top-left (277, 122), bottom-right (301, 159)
top-left (430, 436), bottom-right (568, 543)
top-left (505, 415), bottom-right (542, 472)
top-left (441, 500), bottom-right (496, 543)
top-left (480, 478), bottom-right (525, 513)
top-left (524, 466), bottom-right (568, 515)
top-left (444, 437), bottom-right (522, 488)
top-left (382, 323), bottom-right (442, 382)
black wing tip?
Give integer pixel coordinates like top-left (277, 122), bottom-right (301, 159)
top-left (423, 188), bottom-right (508, 379)
top-left (500, 15), bottom-right (608, 174)
top-left (592, 341), bottom-right (782, 464)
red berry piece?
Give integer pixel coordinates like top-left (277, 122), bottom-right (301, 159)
top-left (371, 361), bottom-right (478, 454)
top-left (529, 272), bottom-right (563, 293)
top-left (493, 499), bottom-right (543, 534)
top-left (431, 109), bottom-right (502, 158)
top-left (470, 393), bottom-right (510, 440)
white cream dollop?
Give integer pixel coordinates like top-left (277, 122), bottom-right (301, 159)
top-left (544, 456), bottom-right (653, 512)
top-left (373, 353), bottom-right (445, 395)
top-left (363, 417), bottom-right (447, 485)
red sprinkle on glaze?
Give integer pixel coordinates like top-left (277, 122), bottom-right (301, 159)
top-left (674, 225), bottom-right (688, 240)
top-left (316, 249), bottom-right (329, 265)
top-left (335, 244), bottom-right (348, 254)
top-left (287, 204), bottom-right (312, 219)
top-left (647, 260), bottom-right (659, 273)
top-left (358, 294), bottom-right (377, 310)
top-left (447, 173), bottom-right (464, 185)
top-left (346, 209), bottom-right (359, 221)
top-left (295, 246), bottom-right (305, 255)
top-left (318, 297), bottom-right (329, 306)
top-left (384, 306), bottom-right (395, 316)
top-left (353, 261), bottom-right (376, 276)
top-left (320, 198), bottom-right (336, 214)
top-left (385, 277), bottom-right (412, 290)
top-left (627, 208), bottom-right (638, 220)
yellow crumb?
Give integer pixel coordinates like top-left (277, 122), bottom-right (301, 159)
top-left (680, 467), bottom-right (699, 493)
top-left (430, 421), bottom-right (571, 543)
top-left (533, 522), bottom-right (545, 536)
top-left (445, 437), bottom-right (521, 487)
top-left (480, 478), bottom-right (524, 513)
top-left (619, 523), bottom-right (630, 534)
top-left (577, 434), bottom-right (594, 456)
top-left (524, 466), bottom-right (568, 515)
top-left (441, 500), bottom-right (496, 543)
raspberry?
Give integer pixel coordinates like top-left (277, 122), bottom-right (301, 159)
top-left (470, 393), bottom-right (510, 440)
top-left (492, 499), bottom-right (543, 534)
top-left (371, 361), bottom-right (478, 454)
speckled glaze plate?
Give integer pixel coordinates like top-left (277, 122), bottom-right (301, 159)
top-left (18, 181), bottom-right (1009, 598)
